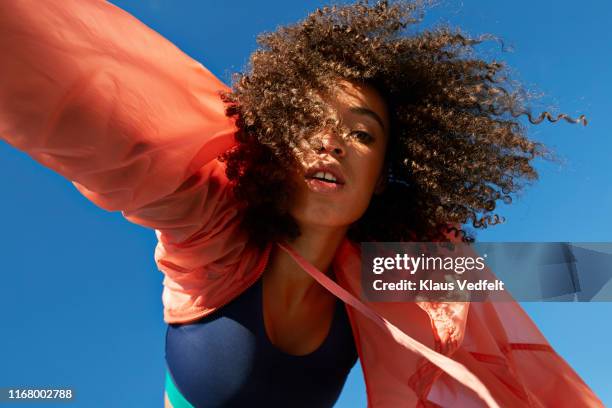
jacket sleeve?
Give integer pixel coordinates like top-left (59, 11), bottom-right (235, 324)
top-left (0, 0), bottom-right (239, 244)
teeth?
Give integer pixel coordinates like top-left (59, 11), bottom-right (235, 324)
top-left (313, 171), bottom-right (337, 182)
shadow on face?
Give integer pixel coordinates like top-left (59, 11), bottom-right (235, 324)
top-left (289, 79), bottom-right (391, 229)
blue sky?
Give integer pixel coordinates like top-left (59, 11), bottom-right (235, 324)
top-left (1, 1), bottom-right (610, 406)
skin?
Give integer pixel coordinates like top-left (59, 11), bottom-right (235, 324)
top-left (261, 79), bottom-right (390, 355)
top-left (165, 79), bottom-right (390, 407)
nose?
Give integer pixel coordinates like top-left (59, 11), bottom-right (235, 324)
top-left (316, 131), bottom-right (346, 158)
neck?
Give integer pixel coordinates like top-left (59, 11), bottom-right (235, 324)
top-left (284, 223), bottom-right (349, 274)
top-left (264, 223), bottom-right (349, 304)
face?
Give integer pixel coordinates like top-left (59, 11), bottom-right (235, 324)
top-left (289, 79), bottom-right (390, 229)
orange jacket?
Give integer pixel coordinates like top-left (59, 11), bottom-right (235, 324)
top-left (0, 1), bottom-right (603, 406)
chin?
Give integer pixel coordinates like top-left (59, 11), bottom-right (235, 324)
top-left (292, 208), bottom-right (361, 229)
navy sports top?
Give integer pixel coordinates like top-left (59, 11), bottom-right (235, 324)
top-left (164, 276), bottom-right (358, 408)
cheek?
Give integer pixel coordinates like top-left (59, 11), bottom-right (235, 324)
top-left (344, 152), bottom-right (386, 215)
top-left (346, 174), bottom-right (378, 216)
top-left (353, 150), bottom-right (386, 198)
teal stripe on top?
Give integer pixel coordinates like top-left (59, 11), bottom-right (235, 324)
top-left (165, 370), bottom-right (195, 408)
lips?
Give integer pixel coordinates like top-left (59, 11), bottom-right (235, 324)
top-left (304, 164), bottom-right (346, 185)
top-left (304, 178), bottom-right (345, 194)
top-left (303, 163), bottom-right (346, 194)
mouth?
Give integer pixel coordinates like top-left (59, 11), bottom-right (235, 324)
top-left (304, 166), bottom-right (346, 185)
top-left (304, 165), bottom-right (346, 193)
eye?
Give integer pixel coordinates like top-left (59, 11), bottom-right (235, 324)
top-left (350, 130), bottom-right (374, 144)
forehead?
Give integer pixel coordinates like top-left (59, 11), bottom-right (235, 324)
top-left (326, 79), bottom-right (389, 130)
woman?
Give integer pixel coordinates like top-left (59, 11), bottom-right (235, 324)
top-left (0, 0), bottom-right (602, 407)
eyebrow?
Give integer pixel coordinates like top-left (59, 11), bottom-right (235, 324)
top-left (349, 106), bottom-right (386, 133)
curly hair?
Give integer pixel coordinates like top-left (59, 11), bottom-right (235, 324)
top-left (219, 0), bottom-right (585, 246)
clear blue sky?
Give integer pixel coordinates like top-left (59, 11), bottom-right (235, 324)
top-left (1, 1), bottom-right (610, 407)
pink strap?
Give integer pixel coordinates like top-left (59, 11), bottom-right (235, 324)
top-left (277, 241), bottom-right (500, 408)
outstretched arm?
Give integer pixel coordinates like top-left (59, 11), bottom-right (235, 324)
top-left (0, 0), bottom-right (238, 242)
